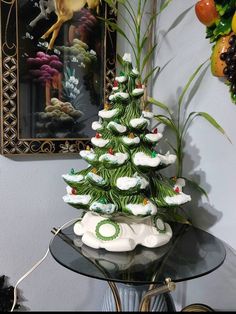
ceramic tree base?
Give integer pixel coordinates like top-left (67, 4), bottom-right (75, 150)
top-left (73, 212), bottom-right (172, 252)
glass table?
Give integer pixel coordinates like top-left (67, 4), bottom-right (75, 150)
top-left (49, 222), bottom-right (226, 312)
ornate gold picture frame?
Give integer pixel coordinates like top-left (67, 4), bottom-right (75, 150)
top-left (0, 0), bottom-right (116, 155)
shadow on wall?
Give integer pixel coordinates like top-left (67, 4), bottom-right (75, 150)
top-left (152, 54), bottom-right (221, 230)
top-left (159, 130), bottom-right (223, 231)
top-left (182, 133), bottom-right (223, 229)
top-left (7, 154), bottom-right (80, 163)
top-left (155, 4), bottom-right (195, 58)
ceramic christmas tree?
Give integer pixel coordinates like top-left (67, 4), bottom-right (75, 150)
top-left (62, 53), bottom-right (191, 252)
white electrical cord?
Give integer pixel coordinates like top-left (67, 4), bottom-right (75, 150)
top-left (10, 217), bottom-right (81, 312)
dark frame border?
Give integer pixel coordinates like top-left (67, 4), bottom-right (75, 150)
top-left (0, 0), bottom-right (116, 155)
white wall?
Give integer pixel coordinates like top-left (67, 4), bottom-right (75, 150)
top-left (0, 155), bottom-right (107, 311)
top-left (1, 0), bottom-right (236, 311)
top-left (155, 0), bottom-right (236, 310)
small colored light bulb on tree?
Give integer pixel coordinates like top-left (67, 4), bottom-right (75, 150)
top-left (92, 168), bottom-right (97, 174)
top-left (99, 197), bottom-right (107, 204)
top-left (71, 188), bottom-right (77, 195)
top-left (108, 148), bottom-right (114, 155)
top-left (113, 80), bottom-right (118, 87)
top-left (104, 103), bottom-right (110, 111)
top-left (151, 151), bottom-right (157, 158)
top-left (153, 128), bottom-right (158, 134)
top-left (174, 187), bottom-right (180, 194)
top-left (136, 81), bottom-right (142, 88)
top-left (70, 168), bottom-right (75, 175)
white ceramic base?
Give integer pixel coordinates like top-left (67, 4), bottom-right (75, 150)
top-left (73, 212), bottom-right (172, 252)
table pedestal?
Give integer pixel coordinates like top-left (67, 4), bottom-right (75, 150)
top-left (102, 282), bottom-right (176, 312)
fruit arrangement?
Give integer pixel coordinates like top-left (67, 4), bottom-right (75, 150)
top-left (195, 0), bottom-right (236, 103)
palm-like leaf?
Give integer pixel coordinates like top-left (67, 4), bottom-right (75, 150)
top-left (148, 96), bottom-right (172, 115)
top-left (182, 177), bottom-right (209, 199)
top-left (178, 61), bottom-right (208, 119)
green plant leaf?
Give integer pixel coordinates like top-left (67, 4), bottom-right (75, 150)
top-left (123, 1), bottom-right (136, 27)
top-left (178, 61), bottom-right (208, 111)
top-left (213, 16), bottom-right (232, 38)
top-left (164, 139), bottom-right (177, 154)
top-left (171, 212), bottom-right (191, 225)
top-left (104, 0), bottom-right (126, 13)
top-left (216, 0), bottom-right (235, 16)
top-left (117, 53), bottom-right (124, 66)
top-left (194, 112), bottom-right (231, 143)
top-left (154, 114), bottom-right (177, 132)
top-left (181, 111), bottom-right (198, 139)
top-left (143, 65), bottom-right (160, 84)
top-left (144, 12), bottom-right (159, 39)
top-left (100, 18), bottom-right (138, 60)
top-left (119, 11), bottom-right (136, 41)
top-left (140, 36), bottom-right (148, 51)
top-left (141, 0), bottom-right (148, 20)
top-left (160, 0), bottom-right (173, 13)
top-left (144, 0), bottom-right (172, 39)
top-left (157, 210), bottom-right (191, 225)
top-left (141, 43), bottom-right (158, 74)
top-left (103, 0), bottom-right (115, 8)
top-left (100, 18), bottom-right (126, 38)
top-left (182, 177), bottom-right (209, 199)
top-left (148, 97), bottom-right (171, 114)
top-left (124, 0), bottom-right (136, 16)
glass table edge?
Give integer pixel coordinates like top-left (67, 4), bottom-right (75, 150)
top-left (49, 226), bottom-right (227, 286)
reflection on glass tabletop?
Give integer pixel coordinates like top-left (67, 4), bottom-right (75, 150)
top-left (49, 223), bottom-right (226, 285)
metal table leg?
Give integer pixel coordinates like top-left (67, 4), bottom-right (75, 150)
top-left (105, 278), bottom-right (176, 312)
top-left (139, 278), bottom-right (176, 312)
top-left (107, 281), bottom-right (122, 312)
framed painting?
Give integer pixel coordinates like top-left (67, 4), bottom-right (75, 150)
top-left (0, 0), bottom-right (116, 155)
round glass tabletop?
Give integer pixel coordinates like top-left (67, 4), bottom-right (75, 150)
top-left (49, 222), bottom-right (226, 285)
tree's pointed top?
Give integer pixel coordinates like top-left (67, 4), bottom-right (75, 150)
top-left (122, 53), bottom-right (132, 63)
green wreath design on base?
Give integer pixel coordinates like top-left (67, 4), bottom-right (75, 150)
top-left (152, 216), bottom-right (166, 233)
top-left (95, 220), bottom-right (121, 241)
